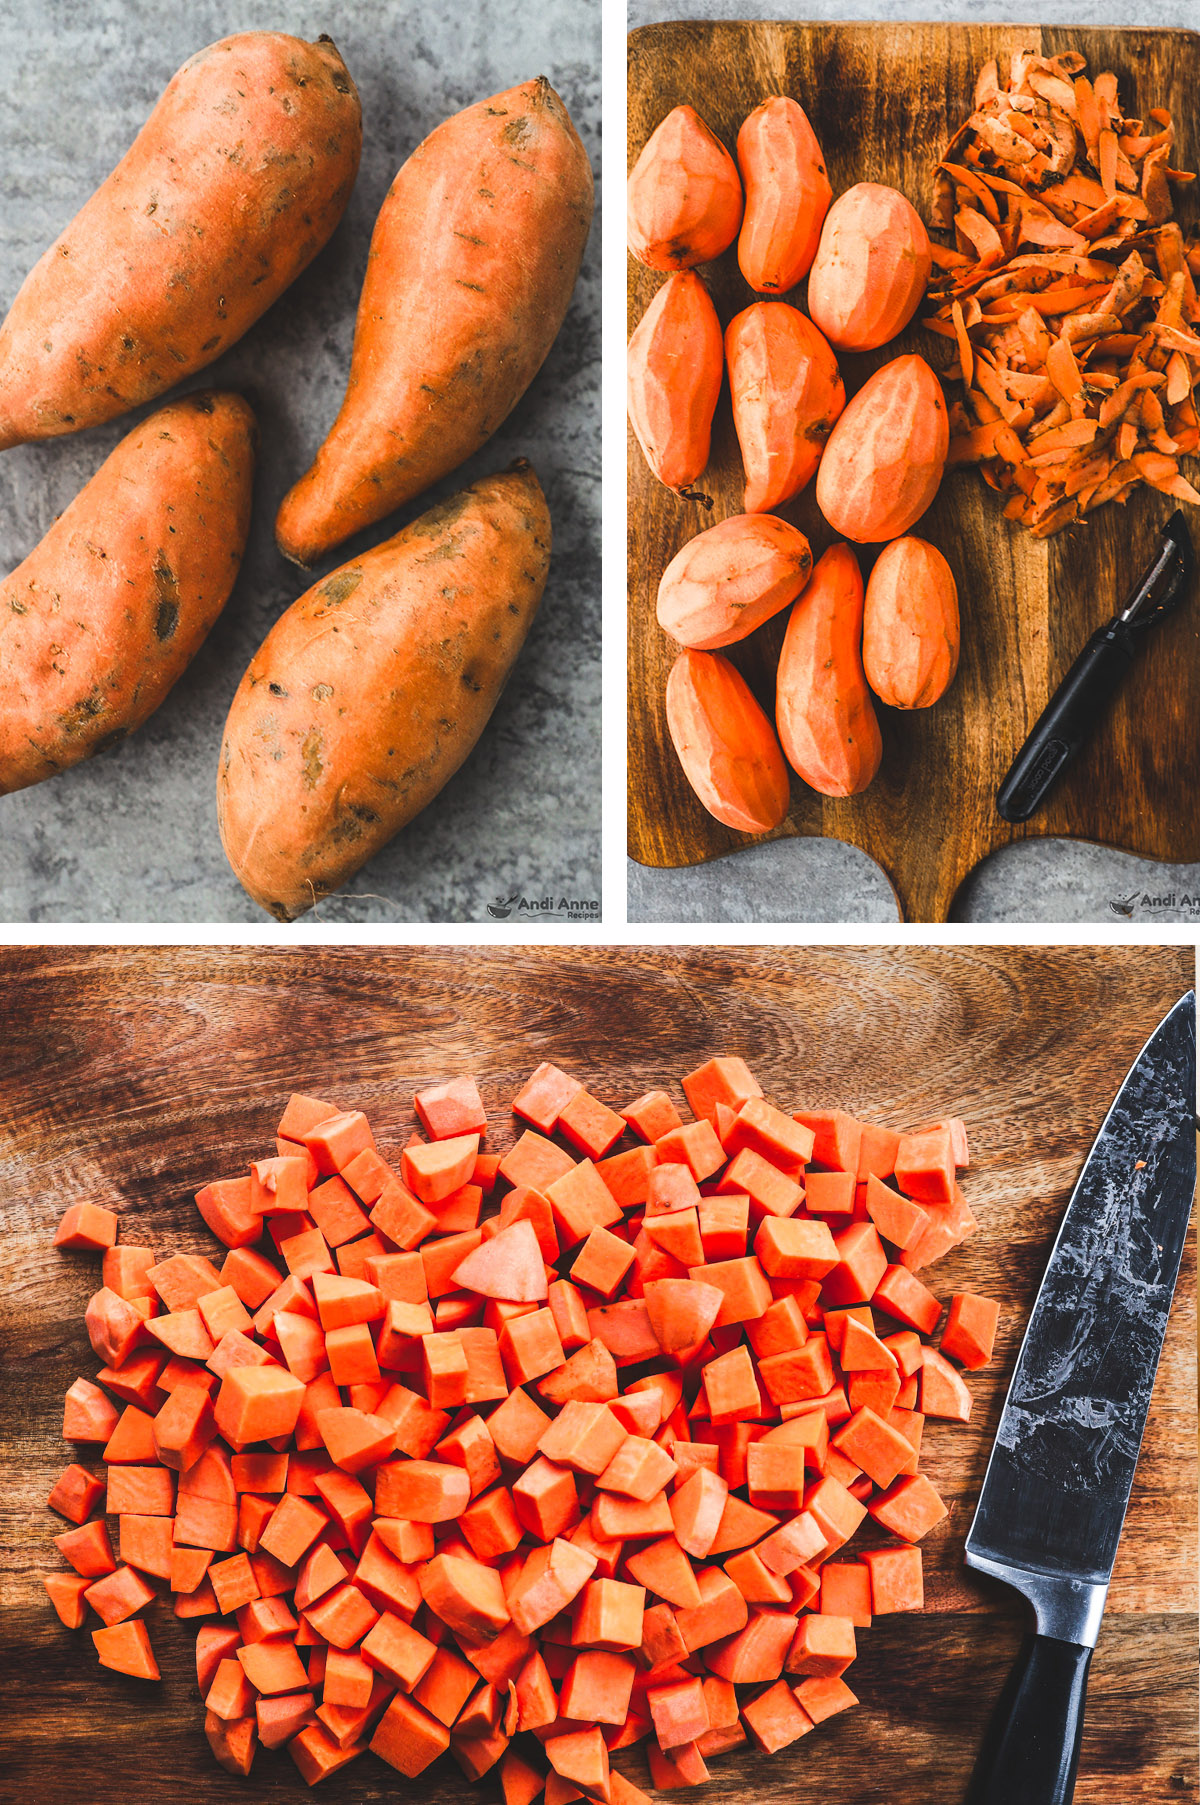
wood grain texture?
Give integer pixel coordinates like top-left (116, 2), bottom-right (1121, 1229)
top-left (0, 945), bottom-right (1194, 1802)
top-left (627, 22), bottom-right (1200, 920)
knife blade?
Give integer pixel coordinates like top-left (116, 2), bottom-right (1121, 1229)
top-left (964, 990), bottom-right (1196, 1805)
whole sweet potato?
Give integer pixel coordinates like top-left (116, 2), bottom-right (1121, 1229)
top-left (776, 541), bottom-right (882, 798)
top-left (736, 97), bottom-right (831, 293)
top-left (275, 79), bottom-right (593, 567)
top-left (666, 649), bottom-right (790, 834)
top-left (0, 392), bottom-right (256, 795)
top-left (816, 355), bottom-right (949, 543)
top-left (863, 536), bottom-right (960, 708)
top-left (627, 271), bottom-right (724, 495)
top-left (725, 302), bottom-right (844, 513)
top-left (220, 463), bottom-right (551, 921)
top-left (0, 34), bottom-right (361, 449)
top-left (627, 105), bottom-right (743, 271)
top-left (657, 514), bottom-right (812, 650)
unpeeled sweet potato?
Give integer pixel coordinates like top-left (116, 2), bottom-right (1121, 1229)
top-left (775, 542), bottom-right (882, 798)
top-left (219, 462), bottom-right (551, 921)
top-left (627, 271), bottom-right (724, 495)
top-left (0, 33), bottom-right (361, 450)
top-left (0, 392), bottom-right (256, 796)
top-left (275, 79), bottom-right (592, 567)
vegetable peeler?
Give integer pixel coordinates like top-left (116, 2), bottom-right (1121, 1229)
top-left (996, 510), bottom-right (1195, 823)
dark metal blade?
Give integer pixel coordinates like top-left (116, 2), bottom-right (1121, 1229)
top-left (966, 992), bottom-right (1196, 1590)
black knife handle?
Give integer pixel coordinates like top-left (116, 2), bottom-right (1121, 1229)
top-left (997, 624), bottom-right (1134, 822)
top-left (966, 1633), bottom-right (1093, 1805)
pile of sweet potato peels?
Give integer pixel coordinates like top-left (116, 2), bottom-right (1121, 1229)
top-left (925, 48), bottom-right (1200, 537)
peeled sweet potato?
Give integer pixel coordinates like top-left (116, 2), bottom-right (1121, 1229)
top-left (627, 106), bottom-right (743, 271)
top-left (863, 537), bottom-right (960, 709)
top-left (627, 271), bottom-right (724, 495)
top-left (736, 97), bottom-right (831, 293)
top-left (807, 182), bottom-right (931, 353)
top-left (0, 33), bottom-right (360, 450)
top-left (219, 462), bottom-right (550, 922)
top-left (275, 79), bottom-right (592, 567)
top-left (725, 303), bottom-right (844, 513)
top-left (815, 355), bottom-right (949, 544)
top-left (0, 392), bottom-right (256, 796)
top-left (665, 649), bottom-right (790, 834)
top-left (657, 515), bottom-right (812, 650)
top-left (775, 542), bottom-right (882, 798)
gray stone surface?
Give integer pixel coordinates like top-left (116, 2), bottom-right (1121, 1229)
top-left (627, 0), bottom-right (1200, 925)
top-left (0, 0), bottom-right (600, 924)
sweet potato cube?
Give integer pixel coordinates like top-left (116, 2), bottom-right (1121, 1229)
top-left (560, 1648), bottom-right (636, 1726)
top-left (513, 1062), bottom-right (583, 1133)
top-left (499, 1308), bottom-right (565, 1387)
top-left (863, 1545), bottom-right (924, 1613)
top-left (674, 1567), bottom-right (748, 1651)
top-left (648, 1674), bottom-right (709, 1748)
top-left (920, 1347), bottom-right (973, 1421)
top-left (371, 1692), bottom-right (451, 1776)
top-left (453, 1220), bottom-right (549, 1302)
top-left (681, 1058), bottom-right (762, 1124)
top-left (63, 1378), bottom-right (120, 1444)
top-left (50, 1463), bottom-right (107, 1524)
top-left (93, 1618), bottom-right (160, 1680)
top-left (718, 1148), bottom-right (802, 1217)
top-left (545, 1159), bottom-right (624, 1247)
top-left (56, 1202), bottom-right (119, 1251)
top-left (742, 1677), bottom-right (813, 1752)
top-left (513, 1457), bottom-right (578, 1541)
top-left (727, 1098), bottom-right (814, 1168)
top-left (701, 1345), bottom-right (760, 1424)
top-left (374, 1458), bottom-right (470, 1523)
top-left (538, 1400), bottom-right (627, 1476)
top-left (596, 1435), bottom-right (675, 1502)
top-left (754, 1215), bottom-right (839, 1280)
top-left (545, 1725), bottom-right (610, 1802)
top-left (941, 1292), bottom-right (1001, 1369)
top-left (794, 1673), bottom-right (858, 1723)
top-left (501, 1130), bottom-right (576, 1193)
top-left (867, 1473), bottom-right (948, 1542)
top-left (305, 1580), bottom-right (379, 1650)
top-left (689, 1258), bottom-right (772, 1327)
top-left (421, 1553), bottom-right (510, 1642)
top-left (570, 1227), bottom-right (636, 1300)
top-left (361, 1609), bottom-right (438, 1688)
top-left (863, 1174), bottom-right (928, 1250)
top-left (705, 1608), bottom-right (799, 1684)
top-left (874, 1264), bottom-right (942, 1335)
top-left (402, 1133), bottom-right (480, 1204)
top-left (756, 1512), bottom-right (826, 1577)
top-left (215, 1365), bottom-right (304, 1448)
top-left (55, 1518), bottom-right (116, 1578)
top-left (488, 1386), bottom-right (552, 1466)
top-left (509, 1537), bottom-right (598, 1636)
top-left (83, 1563), bottom-right (156, 1625)
top-left (786, 1613), bottom-right (856, 1678)
top-left (558, 1089), bottom-right (626, 1161)
top-left (894, 1127), bottom-right (956, 1203)
top-left (415, 1075), bottom-right (487, 1140)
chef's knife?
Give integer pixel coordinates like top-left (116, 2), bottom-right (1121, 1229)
top-left (964, 990), bottom-right (1197, 1805)
top-left (996, 510), bottom-right (1194, 823)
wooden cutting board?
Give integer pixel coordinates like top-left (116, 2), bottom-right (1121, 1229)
top-left (627, 23), bottom-right (1200, 920)
top-left (0, 945), bottom-right (1194, 1803)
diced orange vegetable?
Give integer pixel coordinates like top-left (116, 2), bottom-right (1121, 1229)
top-left (941, 1292), bottom-right (1001, 1368)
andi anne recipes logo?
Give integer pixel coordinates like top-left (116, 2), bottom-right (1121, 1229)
top-left (487, 891), bottom-right (600, 922)
top-left (1108, 888), bottom-right (1200, 919)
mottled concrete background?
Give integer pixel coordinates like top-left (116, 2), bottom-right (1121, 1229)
top-left (627, 0), bottom-right (1200, 925)
top-left (0, 0), bottom-right (600, 923)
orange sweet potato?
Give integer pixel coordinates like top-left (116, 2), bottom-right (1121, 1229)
top-left (627, 272), bottom-right (724, 495)
top-left (656, 514), bottom-right (812, 650)
top-left (0, 34), bottom-right (360, 449)
top-left (775, 543), bottom-right (882, 798)
top-left (627, 106), bottom-right (743, 270)
top-left (807, 182), bottom-right (931, 352)
top-left (736, 97), bottom-right (831, 293)
top-left (815, 356), bottom-right (949, 544)
top-left (725, 303), bottom-right (845, 512)
top-left (275, 79), bottom-right (592, 566)
top-left (0, 393), bottom-right (255, 797)
top-left (665, 649), bottom-right (790, 834)
top-left (862, 537), bottom-right (960, 709)
top-left (219, 463), bottom-right (550, 921)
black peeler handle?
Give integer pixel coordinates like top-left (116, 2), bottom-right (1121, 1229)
top-left (996, 622), bottom-right (1135, 823)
